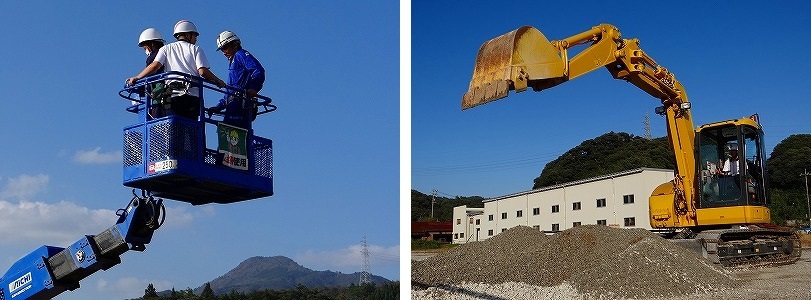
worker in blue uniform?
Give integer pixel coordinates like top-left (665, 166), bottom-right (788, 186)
top-left (207, 30), bottom-right (266, 131)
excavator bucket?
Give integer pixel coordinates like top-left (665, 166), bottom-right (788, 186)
top-left (461, 26), bottom-right (567, 109)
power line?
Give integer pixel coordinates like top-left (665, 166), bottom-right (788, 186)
top-left (368, 252), bottom-right (399, 262)
top-left (413, 153), bottom-right (560, 176)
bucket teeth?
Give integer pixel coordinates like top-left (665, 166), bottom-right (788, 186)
top-left (461, 26), bottom-right (565, 109)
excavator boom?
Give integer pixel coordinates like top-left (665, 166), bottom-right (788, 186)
top-left (461, 24), bottom-right (698, 226)
top-left (462, 24), bottom-right (685, 109)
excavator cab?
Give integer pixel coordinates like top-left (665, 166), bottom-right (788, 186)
top-left (119, 71), bottom-right (276, 205)
top-left (697, 117), bottom-right (768, 209)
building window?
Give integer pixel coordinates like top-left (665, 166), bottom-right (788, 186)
top-left (501, 228), bottom-right (507, 233)
top-left (597, 219), bottom-right (607, 226)
top-left (624, 194), bottom-right (635, 204)
top-left (454, 233), bottom-right (458, 239)
top-left (573, 222), bottom-right (582, 227)
top-left (488, 214), bottom-right (493, 221)
top-left (573, 202), bottom-right (581, 211)
top-left (475, 219), bottom-right (480, 225)
top-left (488, 229), bottom-right (493, 236)
top-left (533, 207), bottom-right (540, 215)
top-left (501, 212), bottom-right (507, 219)
top-left (516, 210), bottom-right (523, 218)
top-left (552, 205), bottom-right (560, 213)
top-left (456, 218), bottom-right (461, 225)
top-left (624, 217), bottom-right (636, 227)
top-left (596, 198), bottom-right (606, 207)
top-left (532, 225), bottom-right (540, 230)
top-left (552, 224), bottom-right (559, 231)
top-left (460, 233), bottom-right (464, 238)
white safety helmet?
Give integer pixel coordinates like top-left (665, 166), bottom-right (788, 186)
top-left (138, 28), bottom-right (164, 47)
top-left (216, 31), bottom-right (240, 50)
top-left (726, 143), bottom-right (738, 151)
top-left (173, 20), bottom-right (199, 38)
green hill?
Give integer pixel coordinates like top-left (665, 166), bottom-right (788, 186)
top-left (533, 132), bottom-right (674, 189)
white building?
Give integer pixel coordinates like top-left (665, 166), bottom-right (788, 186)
top-left (452, 168), bottom-right (674, 244)
top-left (452, 206), bottom-right (484, 244)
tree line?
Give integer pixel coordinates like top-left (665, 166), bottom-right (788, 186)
top-left (139, 282), bottom-right (400, 300)
top-left (412, 132), bottom-right (811, 227)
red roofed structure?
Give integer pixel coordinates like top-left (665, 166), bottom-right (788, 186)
top-left (411, 221), bottom-right (452, 243)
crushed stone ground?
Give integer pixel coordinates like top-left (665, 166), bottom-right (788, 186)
top-left (412, 225), bottom-right (740, 299)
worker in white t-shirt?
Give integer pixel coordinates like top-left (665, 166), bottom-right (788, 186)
top-left (127, 20), bottom-right (225, 120)
top-left (720, 143), bottom-right (739, 177)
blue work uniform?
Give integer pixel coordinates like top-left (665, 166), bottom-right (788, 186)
top-left (211, 49), bottom-right (265, 130)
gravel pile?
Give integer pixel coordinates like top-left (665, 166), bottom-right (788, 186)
top-left (412, 225), bottom-right (738, 299)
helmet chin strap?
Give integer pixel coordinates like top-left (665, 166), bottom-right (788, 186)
top-left (145, 49), bottom-right (151, 56)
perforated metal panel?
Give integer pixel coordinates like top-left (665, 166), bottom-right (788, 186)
top-left (252, 137), bottom-right (273, 179)
top-left (123, 130), bottom-right (143, 167)
top-left (204, 149), bottom-right (217, 165)
top-left (148, 120), bottom-right (200, 161)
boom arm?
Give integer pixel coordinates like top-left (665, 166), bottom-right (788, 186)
top-left (462, 24), bottom-right (699, 224)
top-left (0, 193), bottom-right (164, 300)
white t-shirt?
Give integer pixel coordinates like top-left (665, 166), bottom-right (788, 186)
top-left (722, 159), bottom-right (739, 176)
top-left (154, 40), bottom-right (211, 97)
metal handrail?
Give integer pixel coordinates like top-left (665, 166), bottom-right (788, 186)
top-left (119, 71), bottom-right (277, 118)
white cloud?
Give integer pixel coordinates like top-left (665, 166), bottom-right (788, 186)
top-left (2, 174), bottom-right (48, 200)
top-left (0, 199), bottom-right (114, 247)
top-left (73, 147), bottom-right (122, 164)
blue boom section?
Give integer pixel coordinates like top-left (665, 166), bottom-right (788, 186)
top-left (0, 197), bottom-right (164, 300)
top-left (119, 72), bottom-right (276, 205)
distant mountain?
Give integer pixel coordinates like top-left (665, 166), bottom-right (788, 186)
top-left (190, 256), bottom-right (390, 295)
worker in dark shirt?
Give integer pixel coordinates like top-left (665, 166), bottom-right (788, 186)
top-left (139, 28), bottom-right (166, 73)
top-left (137, 28), bottom-right (166, 118)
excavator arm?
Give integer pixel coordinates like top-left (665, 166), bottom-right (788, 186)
top-left (462, 24), bottom-right (699, 225)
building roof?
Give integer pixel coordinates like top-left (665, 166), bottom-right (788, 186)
top-left (411, 221), bottom-right (452, 233)
top-left (484, 167), bottom-right (674, 203)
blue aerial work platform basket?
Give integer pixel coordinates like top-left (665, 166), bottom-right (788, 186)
top-left (119, 71), bottom-right (275, 205)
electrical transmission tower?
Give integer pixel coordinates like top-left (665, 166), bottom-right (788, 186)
top-left (360, 235), bottom-right (371, 284)
top-left (643, 112), bottom-right (652, 140)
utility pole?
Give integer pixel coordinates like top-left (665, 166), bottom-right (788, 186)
top-left (431, 189), bottom-right (437, 221)
top-left (802, 169), bottom-right (811, 228)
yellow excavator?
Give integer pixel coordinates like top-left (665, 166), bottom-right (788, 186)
top-left (461, 24), bottom-right (800, 267)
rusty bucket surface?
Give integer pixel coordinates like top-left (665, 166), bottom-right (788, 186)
top-left (461, 26), bottom-right (565, 110)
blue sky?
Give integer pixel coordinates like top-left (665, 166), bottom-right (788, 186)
top-left (412, 1), bottom-right (811, 199)
top-left (0, 1), bottom-right (399, 299)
